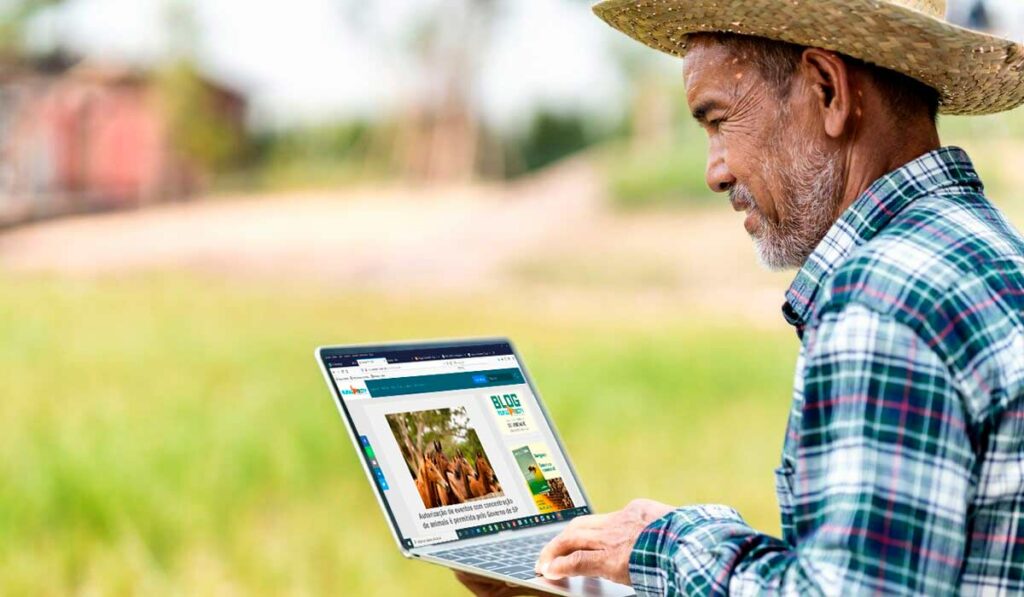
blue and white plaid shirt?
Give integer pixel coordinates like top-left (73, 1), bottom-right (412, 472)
top-left (630, 147), bottom-right (1024, 595)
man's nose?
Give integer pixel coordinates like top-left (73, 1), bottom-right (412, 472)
top-left (705, 143), bottom-right (736, 193)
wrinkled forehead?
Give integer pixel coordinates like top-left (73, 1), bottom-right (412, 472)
top-left (682, 39), bottom-right (754, 101)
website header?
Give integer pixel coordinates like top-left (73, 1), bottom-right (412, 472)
top-left (321, 342), bottom-right (513, 368)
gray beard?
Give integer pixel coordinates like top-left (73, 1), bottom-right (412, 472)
top-left (731, 140), bottom-right (844, 271)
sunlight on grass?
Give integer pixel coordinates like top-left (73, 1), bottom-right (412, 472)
top-left (0, 273), bottom-right (798, 594)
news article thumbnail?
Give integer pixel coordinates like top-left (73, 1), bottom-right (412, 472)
top-left (387, 407), bottom-right (504, 510)
top-left (512, 443), bottom-right (575, 513)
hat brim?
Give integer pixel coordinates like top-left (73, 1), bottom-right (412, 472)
top-left (592, 0), bottom-right (1024, 115)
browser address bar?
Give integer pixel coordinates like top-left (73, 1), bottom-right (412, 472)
top-left (334, 355), bottom-right (513, 381)
top-left (363, 356), bottom-right (508, 374)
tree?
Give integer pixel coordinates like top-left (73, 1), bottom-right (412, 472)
top-left (351, 0), bottom-right (499, 183)
top-left (154, 3), bottom-right (247, 176)
top-left (0, 0), bottom-right (66, 64)
top-left (155, 59), bottom-right (246, 174)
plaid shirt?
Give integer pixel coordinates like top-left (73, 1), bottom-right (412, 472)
top-left (630, 147), bottom-right (1024, 596)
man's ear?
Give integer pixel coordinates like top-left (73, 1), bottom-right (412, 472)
top-left (798, 48), bottom-right (856, 139)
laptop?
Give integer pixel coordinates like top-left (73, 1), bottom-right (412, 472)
top-left (316, 338), bottom-right (635, 596)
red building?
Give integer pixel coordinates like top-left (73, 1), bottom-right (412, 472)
top-left (0, 59), bottom-right (245, 227)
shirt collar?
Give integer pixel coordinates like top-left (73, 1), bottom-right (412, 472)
top-left (782, 146), bottom-right (983, 332)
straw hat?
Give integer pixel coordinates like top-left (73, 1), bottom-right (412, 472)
top-left (591, 0), bottom-right (1024, 115)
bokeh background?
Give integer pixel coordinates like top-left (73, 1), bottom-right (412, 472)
top-left (1, 0), bottom-right (1022, 594)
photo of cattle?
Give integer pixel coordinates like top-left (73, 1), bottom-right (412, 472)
top-left (386, 407), bottom-right (504, 509)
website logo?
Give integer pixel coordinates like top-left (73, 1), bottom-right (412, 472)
top-left (490, 393), bottom-right (523, 416)
top-left (341, 384), bottom-right (368, 396)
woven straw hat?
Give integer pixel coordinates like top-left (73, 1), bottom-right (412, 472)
top-left (592, 0), bottom-right (1024, 115)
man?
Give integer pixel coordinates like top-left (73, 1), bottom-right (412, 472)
top-left (459, 0), bottom-right (1024, 594)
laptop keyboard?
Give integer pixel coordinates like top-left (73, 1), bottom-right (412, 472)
top-left (433, 530), bottom-right (559, 581)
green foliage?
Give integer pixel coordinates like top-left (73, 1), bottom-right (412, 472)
top-left (939, 108), bottom-right (1024, 141)
top-left (603, 125), bottom-right (715, 210)
top-left (0, 0), bottom-right (65, 58)
top-left (0, 273), bottom-right (796, 594)
top-left (257, 122), bottom-right (373, 165)
top-left (602, 107), bottom-right (1024, 212)
top-left (231, 110), bottom-right (617, 190)
top-left (594, 77), bottom-right (718, 210)
top-left (387, 407), bottom-right (484, 467)
top-left (245, 122), bottom-right (391, 191)
top-left (939, 110), bottom-right (1024, 203)
top-left (156, 60), bottom-right (247, 174)
top-left (514, 111), bottom-right (591, 173)
top-left (500, 109), bottom-right (624, 179)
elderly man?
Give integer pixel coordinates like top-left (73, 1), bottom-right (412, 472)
top-left (458, 0), bottom-right (1024, 595)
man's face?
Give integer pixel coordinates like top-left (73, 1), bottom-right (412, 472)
top-left (682, 41), bottom-right (844, 270)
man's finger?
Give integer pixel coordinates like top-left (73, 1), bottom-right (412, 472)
top-left (542, 549), bottom-right (605, 580)
top-left (535, 528), bottom-right (606, 574)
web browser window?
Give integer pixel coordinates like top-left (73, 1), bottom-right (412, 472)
top-left (322, 341), bottom-right (590, 549)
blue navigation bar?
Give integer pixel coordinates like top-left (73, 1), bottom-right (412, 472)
top-left (364, 368), bottom-right (525, 398)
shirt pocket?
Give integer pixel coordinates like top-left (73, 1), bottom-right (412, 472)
top-left (774, 462), bottom-right (796, 545)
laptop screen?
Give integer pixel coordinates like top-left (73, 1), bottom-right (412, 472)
top-left (320, 340), bottom-right (591, 549)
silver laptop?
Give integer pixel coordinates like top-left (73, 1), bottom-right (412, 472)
top-left (316, 338), bottom-right (634, 596)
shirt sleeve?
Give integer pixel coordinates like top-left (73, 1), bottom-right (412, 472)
top-left (629, 303), bottom-right (976, 596)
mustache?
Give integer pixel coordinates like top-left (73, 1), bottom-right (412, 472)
top-left (729, 185), bottom-right (757, 211)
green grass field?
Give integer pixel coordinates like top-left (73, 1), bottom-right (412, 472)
top-left (0, 273), bottom-right (798, 595)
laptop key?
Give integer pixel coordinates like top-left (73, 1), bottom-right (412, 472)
top-left (437, 531), bottom-right (558, 578)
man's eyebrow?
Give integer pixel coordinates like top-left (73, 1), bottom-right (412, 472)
top-left (691, 99), bottom-right (723, 123)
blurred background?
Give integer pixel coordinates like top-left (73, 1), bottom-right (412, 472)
top-left (0, 0), bottom-right (1021, 594)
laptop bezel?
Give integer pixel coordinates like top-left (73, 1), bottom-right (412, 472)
top-left (315, 336), bottom-right (595, 558)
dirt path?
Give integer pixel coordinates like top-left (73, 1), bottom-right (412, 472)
top-left (0, 159), bottom-right (594, 284)
top-left (0, 157), bottom-right (789, 323)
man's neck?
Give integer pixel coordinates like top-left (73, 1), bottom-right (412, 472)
top-left (834, 122), bottom-right (941, 218)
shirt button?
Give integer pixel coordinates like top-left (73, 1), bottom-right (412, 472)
top-left (781, 301), bottom-right (803, 326)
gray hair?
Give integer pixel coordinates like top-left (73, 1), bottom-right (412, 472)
top-left (687, 32), bottom-right (940, 123)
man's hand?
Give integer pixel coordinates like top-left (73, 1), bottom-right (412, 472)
top-left (453, 570), bottom-right (549, 596)
top-left (534, 499), bottom-right (674, 585)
